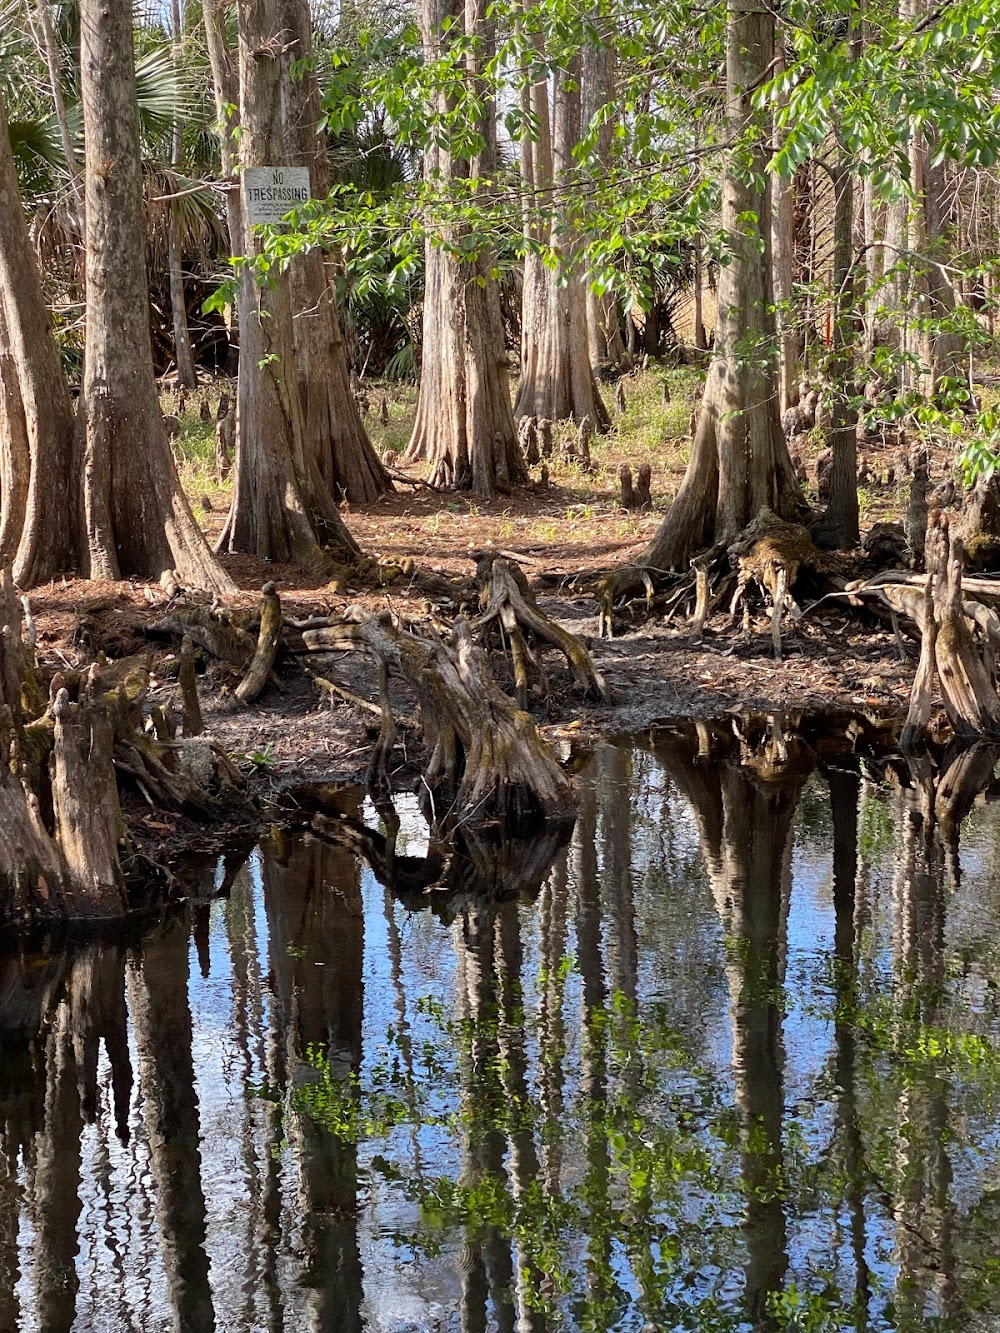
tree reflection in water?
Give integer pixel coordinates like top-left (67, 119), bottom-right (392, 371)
top-left (3, 727), bottom-right (1000, 1329)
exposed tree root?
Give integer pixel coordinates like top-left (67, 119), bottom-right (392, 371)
top-left (0, 566), bottom-right (252, 926)
top-left (148, 604), bottom-right (256, 667)
top-left (235, 582), bottom-right (282, 704)
top-left (473, 552), bottom-right (605, 705)
top-left (305, 609), bottom-right (576, 830)
top-left (599, 507), bottom-right (821, 653)
top-left (895, 513), bottom-right (1000, 745)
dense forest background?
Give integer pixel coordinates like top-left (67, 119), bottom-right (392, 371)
top-left (3, 0), bottom-right (1000, 593)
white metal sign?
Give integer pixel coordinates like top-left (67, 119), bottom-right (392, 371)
top-left (243, 167), bottom-right (311, 225)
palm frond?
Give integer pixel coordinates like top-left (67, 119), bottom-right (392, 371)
top-left (135, 45), bottom-right (192, 140)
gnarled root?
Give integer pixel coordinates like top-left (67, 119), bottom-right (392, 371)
top-left (728, 510), bottom-right (813, 660)
top-left (474, 553), bottom-right (605, 705)
top-left (901, 513), bottom-right (1000, 746)
top-left (0, 567), bottom-right (252, 926)
top-left (338, 612), bottom-right (576, 830)
top-left (0, 666), bottom-right (127, 925)
top-left (929, 514), bottom-right (1000, 737)
top-left (147, 603), bottom-right (256, 667)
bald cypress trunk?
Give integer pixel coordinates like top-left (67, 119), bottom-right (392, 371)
top-left (280, 0), bottom-right (391, 504)
top-left (215, 0), bottom-right (360, 568)
top-left (0, 90), bottom-right (77, 588)
top-left (514, 57), bottom-right (610, 430)
top-left (78, 0), bottom-right (234, 593)
top-left (403, 0), bottom-right (525, 496)
top-left (583, 36), bottom-right (626, 375)
top-left (630, 0), bottom-right (804, 572)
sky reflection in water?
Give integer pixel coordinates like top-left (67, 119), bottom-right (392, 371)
top-left (3, 727), bottom-right (1000, 1331)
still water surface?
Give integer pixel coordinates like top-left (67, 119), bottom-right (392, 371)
top-left (4, 726), bottom-right (1000, 1332)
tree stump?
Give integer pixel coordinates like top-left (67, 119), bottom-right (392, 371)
top-left (0, 566), bottom-right (252, 926)
top-left (178, 635), bottom-right (204, 737)
top-left (728, 510), bottom-right (815, 661)
top-left (960, 467), bottom-right (1000, 570)
top-left (215, 405), bottom-right (234, 480)
top-left (928, 514), bottom-right (1000, 737)
top-left (635, 463), bottom-right (652, 510)
top-left (354, 614), bottom-right (576, 830)
top-left (537, 419), bottom-right (553, 458)
top-left (619, 464), bottom-right (636, 510)
top-left (576, 415), bottom-right (592, 466)
top-left (614, 380), bottom-right (627, 414)
top-left (473, 553), bottom-right (605, 706)
top-left (900, 513), bottom-right (1000, 746)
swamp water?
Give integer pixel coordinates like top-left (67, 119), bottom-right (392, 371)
top-left (4, 726), bottom-right (1000, 1332)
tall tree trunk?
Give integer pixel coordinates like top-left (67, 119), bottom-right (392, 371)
top-left (515, 7), bottom-right (552, 419)
top-left (167, 212), bottom-right (198, 390)
top-left (31, 0), bottom-right (84, 228)
top-left (78, 0), bottom-right (234, 592)
top-left (404, 0), bottom-right (525, 496)
top-left (631, 0), bottom-right (804, 572)
top-left (583, 34), bottom-right (626, 375)
top-left (215, 0), bottom-right (360, 568)
top-left (202, 0), bottom-right (241, 253)
top-left (514, 58), bottom-right (610, 430)
top-left (280, 0), bottom-right (391, 504)
top-left (825, 105), bottom-right (861, 549)
top-left (909, 133), bottom-right (963, 395)
top-left (167, 0), bottom-right (198, 390)
top-left (692, 234), bottom-right (707, 351)
top-left (0, 89), bottom-right (77, 587)
top-left (872, 0), bottom-right (963, 398)
top-left (771, 32), bottom-right (799, 416)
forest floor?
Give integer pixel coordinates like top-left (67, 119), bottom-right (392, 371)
top-left (22, 365), bottom-right (980, 809)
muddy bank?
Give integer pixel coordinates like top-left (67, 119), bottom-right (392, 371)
top-left (25, 569), bottom-right (914, 804)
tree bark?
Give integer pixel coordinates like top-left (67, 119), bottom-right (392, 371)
top-left (78, 0), bottom-right (234, 593)
top-left (404, 0), bottom-right (526, 496)
top-left (167, 0), bottom-right (198, 390)
top-left (513, 55), bottom-right (610, 430)
top-left (627, 0), bottom-right (804, 575)
top-left (280, 0), bottom-right (391, 504)
top-left (771, 31), bottom-right (799, 416)
top-left (31, 0), bottom-right (85, 226)
top-left (215, 0), bottom-right (360, 568)
top-left (583, 33), bottom-right (626, 375)
top-left (825, 131), bottom-right (860, 549)
top-left (0, 89), bottom-right (78, 587)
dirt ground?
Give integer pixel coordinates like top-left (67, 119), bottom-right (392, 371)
top-left (24, 364), bottom-right (934, 832)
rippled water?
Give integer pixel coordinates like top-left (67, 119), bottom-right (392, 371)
top-left (4, 725), bottom-right (1000, 1332)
